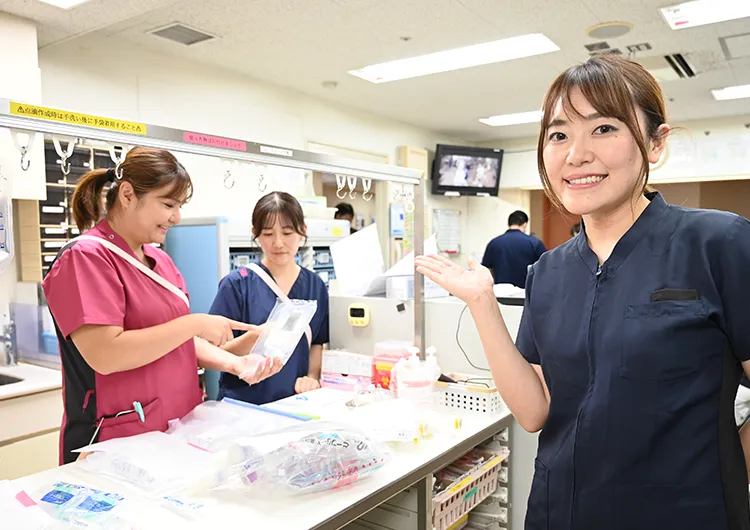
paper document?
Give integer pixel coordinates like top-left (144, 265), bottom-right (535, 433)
top-left (385, 234), bottom-right (438, 277)
top-left (0, 480), bottom-right (52, 530)
top-left (493, 283), bottom-right (525, 298)
top-left (330, 224), bottom-right (385, 296)
top-left (331, 225), bottom-right (439, 296)
top-left (262, 387), bottom-right (353, 418)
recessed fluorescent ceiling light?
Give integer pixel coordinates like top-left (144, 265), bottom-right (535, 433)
top-left (712, 84), bottom-right (750, 101)
top-left (480, 110), bottom-right (543, 127)
top-left (38, 0), bottom-right (91, 8)
top-left (660, 0), bottom-right (750, 30)
top-left (349, 34), bottom-right (559, 84)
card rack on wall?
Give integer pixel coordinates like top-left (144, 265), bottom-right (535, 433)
top-left (433, 208), bottom-right (462, 256)
top-left (16, 142), bottom-right (118, 282)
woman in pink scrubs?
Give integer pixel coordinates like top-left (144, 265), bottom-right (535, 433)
top-left (43, 147), bottom-right (282, 464)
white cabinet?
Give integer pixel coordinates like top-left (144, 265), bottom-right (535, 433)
top-left (0, 430), bottom-right (59, 480)
top-left (0, 387), bottom-right (62, 479)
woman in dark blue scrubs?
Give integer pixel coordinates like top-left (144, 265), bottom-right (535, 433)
top-left (209, 192), bottom-right (329, 404)
top-left (418, 54), bottom-right (750, 530)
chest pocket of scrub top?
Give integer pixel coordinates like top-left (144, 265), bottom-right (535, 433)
top-left (620, 299), bottom-right (715, 382)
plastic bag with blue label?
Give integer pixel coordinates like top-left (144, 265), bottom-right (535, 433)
top-left (32, 481), bottom-right (128, 529)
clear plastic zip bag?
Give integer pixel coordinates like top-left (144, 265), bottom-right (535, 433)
top-left (251, 299), bottom-right (318, 364)
top-left (212, 421), bottom-right (388, 496)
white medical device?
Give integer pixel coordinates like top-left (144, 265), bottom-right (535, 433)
top-left (0, 165), bottom-right (14, 275)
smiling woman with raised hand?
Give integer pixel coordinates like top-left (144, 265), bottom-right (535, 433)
top-left (43, 147), bottom-right (281, 465)
top-left (416, 55), bottom-right (750, 529)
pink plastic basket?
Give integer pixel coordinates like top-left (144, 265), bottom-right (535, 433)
top-left (432, 448), bottom-right (509, 530)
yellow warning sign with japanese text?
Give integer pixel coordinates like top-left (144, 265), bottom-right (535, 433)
top-left (10, 102), bottom-right (147, 135)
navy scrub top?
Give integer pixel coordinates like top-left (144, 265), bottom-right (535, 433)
top-left (209, 264), bottom-right (329, 405)
top-left (482, 229), bottom-right (546, 288)
top-left (518, 192), bottom-right (750, 530)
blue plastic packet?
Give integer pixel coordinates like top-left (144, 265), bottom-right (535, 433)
top-left (35, 481), bottom-right (126, 528)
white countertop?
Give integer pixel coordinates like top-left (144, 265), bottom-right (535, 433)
top-left (9, 404), bottom-right (513, 530)
top-left (0, 363), bottom-right (62, 401)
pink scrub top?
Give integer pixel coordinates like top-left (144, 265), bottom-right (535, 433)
top-left (42, 220), bottom-right (202, 464)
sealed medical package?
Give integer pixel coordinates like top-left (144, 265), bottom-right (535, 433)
top-left (166, 399), bottom-right (305, 452)
top-left (76, 431), bottom-right (217, 496)
top-left (32, 481), bottom-right (129, 529)
top-left (251, 299), bottom-right (317, 364)
top-left (216, 422), bottom-right (388, 495)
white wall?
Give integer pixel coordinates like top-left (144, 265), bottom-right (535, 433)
top-left (0, 14), bottom-right (46, 333)
top-left (36, 34), bottom-right (529, 265)
top-left (481, 115), bottom-right (750, 190)
top-left (37, 35), bottom-right (468, 219)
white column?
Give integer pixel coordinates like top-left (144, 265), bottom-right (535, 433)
top-left (0, 12), bottom-right (45, 200)
top-left (0, 14), bottom-right (44, 338)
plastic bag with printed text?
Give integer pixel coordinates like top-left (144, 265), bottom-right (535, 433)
top-left (213, 421), bottom-right (388, 495)
top-left (31, 481), bottom-right (130, 530)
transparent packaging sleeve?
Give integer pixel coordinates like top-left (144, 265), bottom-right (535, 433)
top-left (76, 432), bottom-right (218, 496)
top-left (31, 481), bottom-right (129, 530)
top-left (166, 399), bottom-right (305, 452)
top-left (251, 299), bottom-right (318, 364)
top-left (213, 422), bottom-right (388, 495)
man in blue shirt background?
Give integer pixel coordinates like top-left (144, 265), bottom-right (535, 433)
top-left (481, 210), bottom-right (546, 288)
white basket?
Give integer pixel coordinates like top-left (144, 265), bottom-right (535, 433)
top-left (436, 374), bottom-right (504, 414)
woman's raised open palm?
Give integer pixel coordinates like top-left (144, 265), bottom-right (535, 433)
top-left (415, 254), bottom-right (494, 304)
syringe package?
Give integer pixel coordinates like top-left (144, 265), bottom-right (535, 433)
top-left (251, 299), bottom-right (317, 364)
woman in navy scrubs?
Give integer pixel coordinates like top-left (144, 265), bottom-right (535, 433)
top-left (418, 54), bottom-right (750, 529)
top-left (210, 192), bottom-right (329, 404)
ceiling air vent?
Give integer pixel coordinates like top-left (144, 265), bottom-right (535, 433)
top-left (584, 42), bottom-right (624, 57)
top-left (585, 41), bottom-right (611, 53)
top-left (590, 48), bottom-right (623, 57)
top-left (150, 23), bottom-right (216, 46)
top-left (634, 54), bottom-right (697, 82)
top-left (664, 54), bottom-right (695, 78)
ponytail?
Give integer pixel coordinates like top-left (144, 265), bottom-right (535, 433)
top-left (71, 168), bottom-right (111, 231)
top-left (71, 147), bottom-right (192, 232)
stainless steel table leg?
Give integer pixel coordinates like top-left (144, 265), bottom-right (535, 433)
top-left (417, 474), bottom-right (433, 530)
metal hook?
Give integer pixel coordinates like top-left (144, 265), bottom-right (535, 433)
top-left (11, 130), bottom-right (36, 172)
top-left (108, 145), bottom-right (128, 180)
top-left (347, 175), bottom-right (358, 200)
top-left (221, 159), bottom-right (236, 189)
top-left (20, 148), bottom-right (30, 171)
top-left (362, 178), bottom-right (373, 201)
top-left (53, 137), bottom-right (78, 177)
top-left (108, 144), bottom-right (128, 164)
top-left (335, 174), bottom-right (347, 200)
top-left (224, 169), bottom-right (235, 189)
top-left (258, 172), bottom-right (267, 192)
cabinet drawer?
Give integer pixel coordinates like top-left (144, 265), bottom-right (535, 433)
top-left (40, 239), bottom-right (69, 254)
top-left (40, 226), bottom-right (68, 240)
top-left (360, 504), bottom-right (417, 530)
top-left (39, 205), bottom-right (67, 225)
top-left (0, 430), bottom-right (59, 480)
top-left (383, 486), bottom-right (418, 512)
top-left (43, 188), bottom-right (67, 209)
